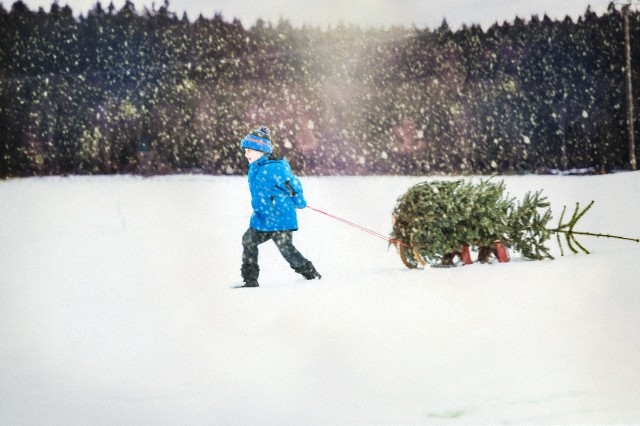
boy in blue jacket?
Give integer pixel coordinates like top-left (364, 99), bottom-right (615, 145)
top-left (237, 126), bottom-right (321, 288)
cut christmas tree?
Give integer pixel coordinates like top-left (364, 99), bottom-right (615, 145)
top-left (391, 179), bottom-right (639, 268)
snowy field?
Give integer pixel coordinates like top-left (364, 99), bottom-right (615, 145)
top-left (1, 172), bottom-right (640, 425)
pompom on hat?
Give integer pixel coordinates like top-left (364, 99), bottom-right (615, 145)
top-left (241, 126), bottom-right (272, 154)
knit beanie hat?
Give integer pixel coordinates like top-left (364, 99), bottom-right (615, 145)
top-left (240, 126), bottom-right (272, 154)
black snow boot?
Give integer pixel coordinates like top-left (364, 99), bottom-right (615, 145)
top-left (235, 280), bottom-right (259, 288)
top-left (239, 264), bottom-right (260, 288)
top-left (296, 262), bottom-right (322, 280)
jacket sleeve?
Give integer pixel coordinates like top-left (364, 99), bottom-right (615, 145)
top-left (284, 175), bottom-right (307, 209)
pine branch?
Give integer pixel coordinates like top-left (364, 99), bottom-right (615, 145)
top-left (549, 201), bottom-right (640, 255)
top-left (555, 204), bottom-right (567, 256)
top-left (563, 229), bottom-right (640, 243)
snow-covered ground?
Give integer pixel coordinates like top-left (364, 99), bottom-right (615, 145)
top-left (1, 172), bottom-right (639, 425)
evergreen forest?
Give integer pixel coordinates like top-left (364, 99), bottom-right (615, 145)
top-left (1, 1), bottom-right (638, 177)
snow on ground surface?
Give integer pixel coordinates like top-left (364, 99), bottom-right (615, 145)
top-left (1, 172), bottom-right (640, 425)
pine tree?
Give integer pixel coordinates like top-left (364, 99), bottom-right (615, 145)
top-left (391, 179), bottom-right (638, 268)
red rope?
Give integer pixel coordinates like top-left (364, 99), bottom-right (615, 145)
top-left (306, 206), bottom-right (411, 248)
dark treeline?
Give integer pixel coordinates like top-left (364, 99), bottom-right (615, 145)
top-left (0, 1), bottom-right (638, 177)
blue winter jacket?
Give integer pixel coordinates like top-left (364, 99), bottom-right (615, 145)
top-left (247, 155), bottom-right (307, 231)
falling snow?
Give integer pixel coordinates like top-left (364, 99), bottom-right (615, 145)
top-left (0, 3), bottom-right (637, 178)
